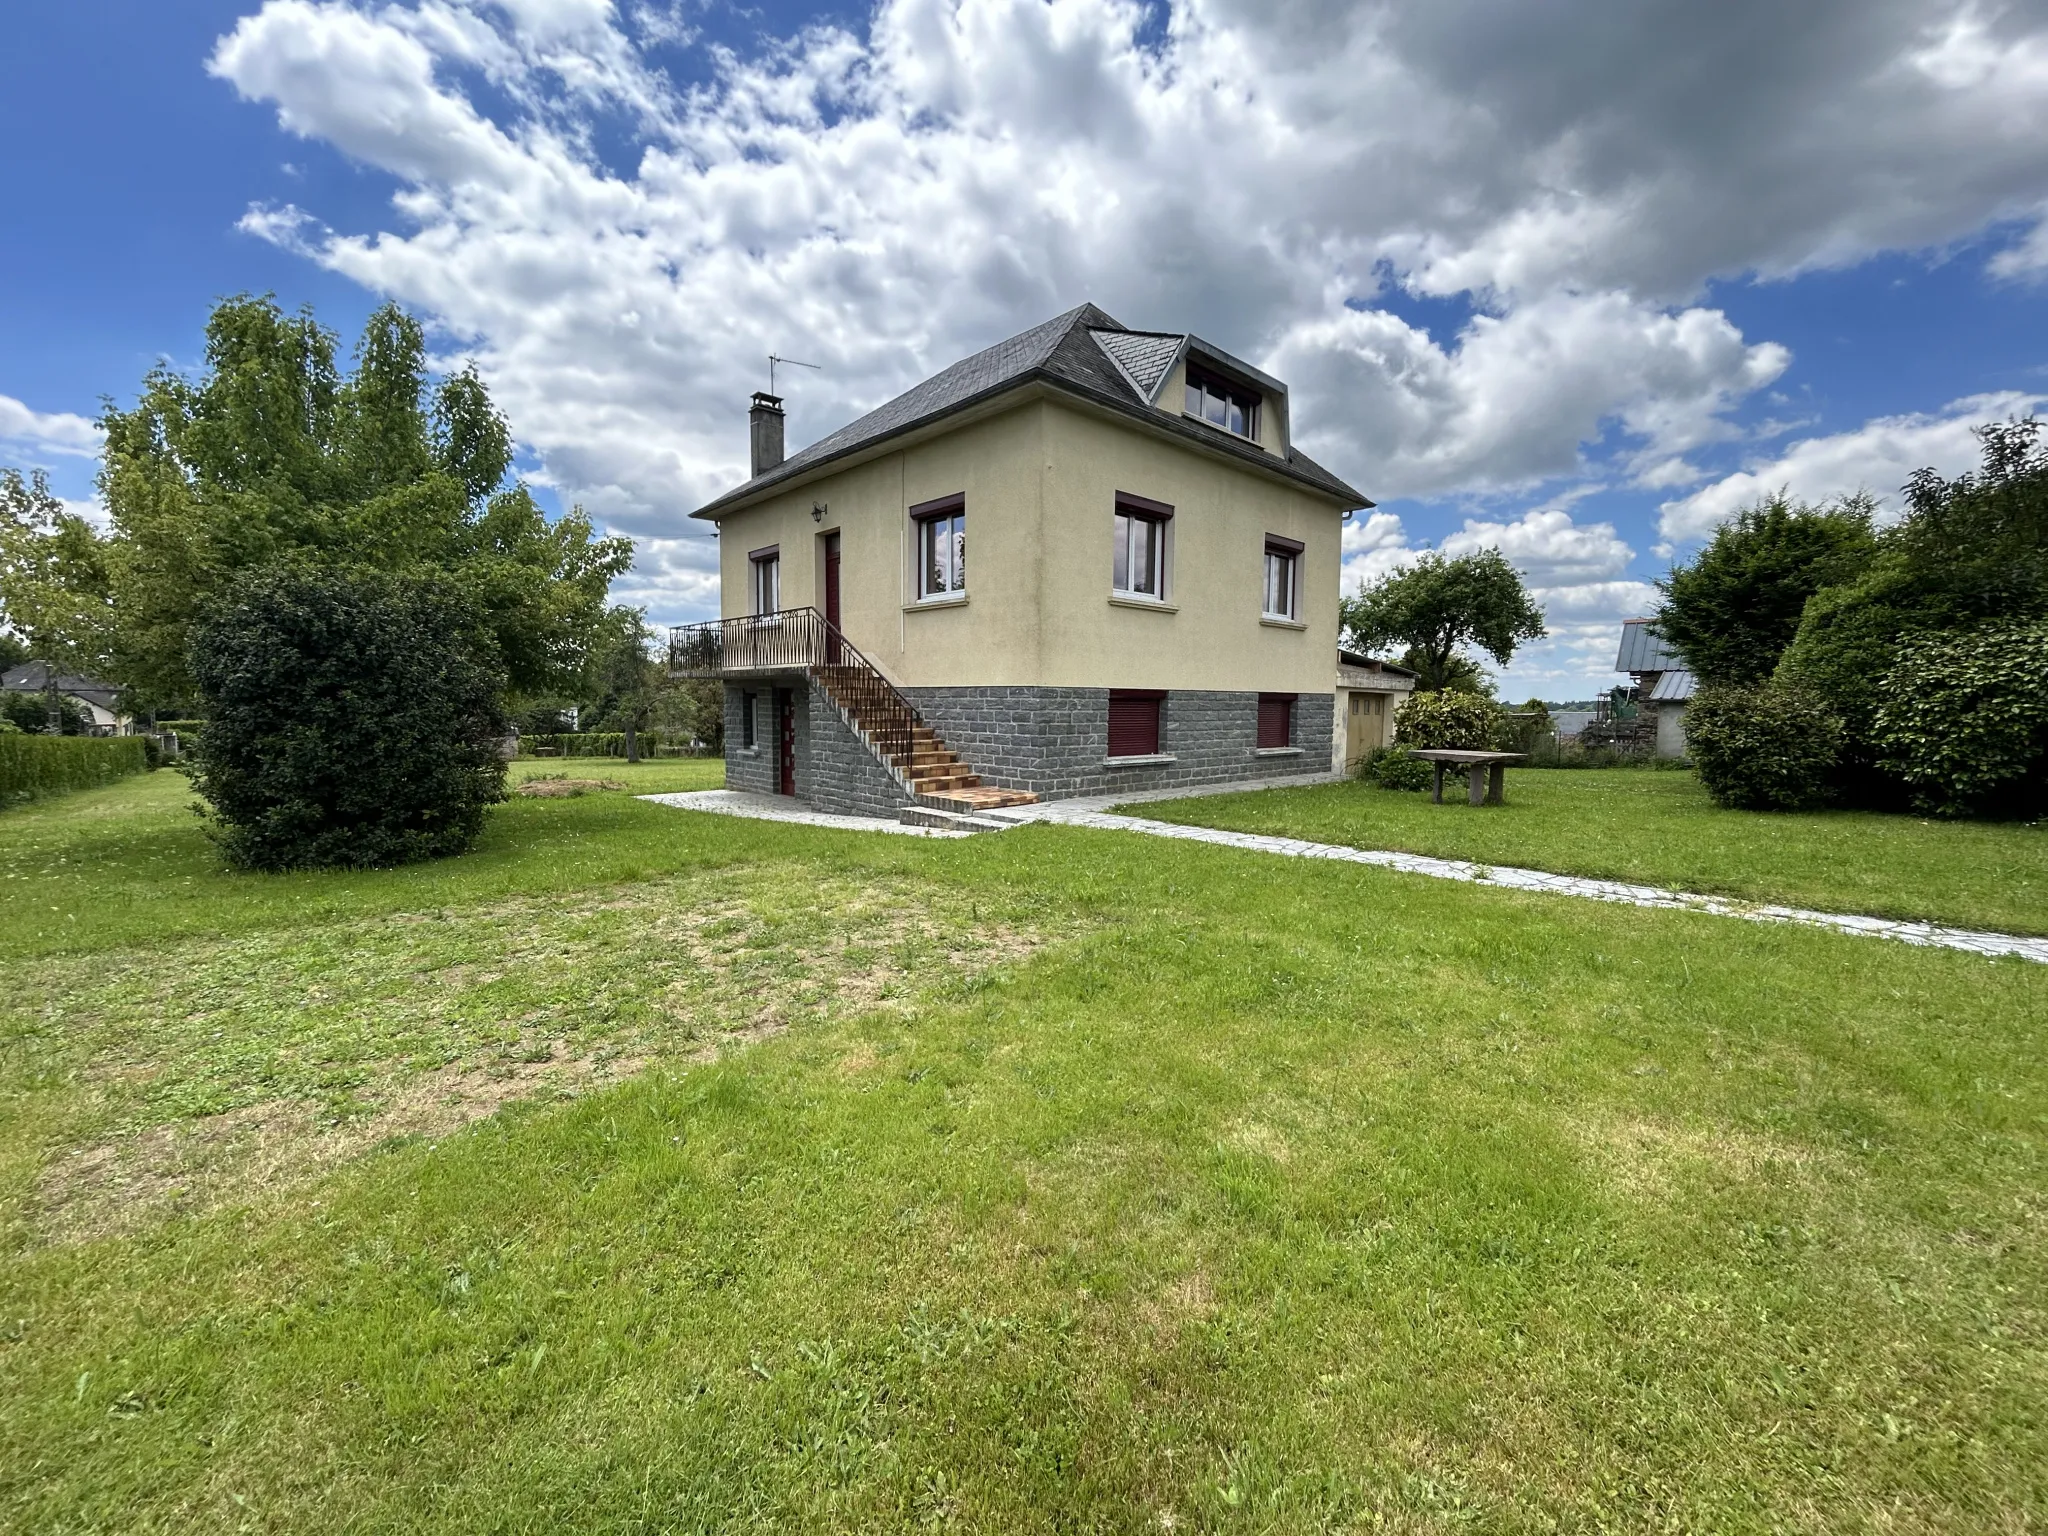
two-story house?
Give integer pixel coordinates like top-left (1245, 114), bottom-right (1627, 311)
top-left (672, 303), bottom-right (1373, 817)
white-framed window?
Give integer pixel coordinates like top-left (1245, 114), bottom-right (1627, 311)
top-left (911, 493), bottom-right (966, 600)
top-left (1263, 536), bottom-right (1302, 621)
top-left (1112, 492), bottom-right (1173, 600)
top-left (749, 546), bottom-right (780, 614)
top-left (1185, 367), bottom-right (1261, 441)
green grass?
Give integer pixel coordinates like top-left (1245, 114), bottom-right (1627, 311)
top-left (1130, 769), bottom-right (2048, 935)
top-left (3, 765), bottom-right (2046, 1531)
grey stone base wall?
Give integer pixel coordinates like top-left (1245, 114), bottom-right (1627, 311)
top-left (903, 686), bottom-right (1335, 801)
top-left (805, 678), bottom-right (916, 817)
top-left (722, 678), bottom-right (914, 817)
top-left (722, 676), bottom-right (809, 799)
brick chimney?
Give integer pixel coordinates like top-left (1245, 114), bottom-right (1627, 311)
top-left (749, 392), bottom-right (785, 477)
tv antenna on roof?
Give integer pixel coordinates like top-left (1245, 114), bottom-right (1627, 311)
top-left (768, 354), bottom-right (821, 394)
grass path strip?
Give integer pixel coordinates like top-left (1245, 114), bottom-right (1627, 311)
top-left (1043, 809), bottom-right (2048, 964)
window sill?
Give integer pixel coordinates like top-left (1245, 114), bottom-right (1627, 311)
top-left (904, 593), bottom-right (969, 611)
top-left (1260, 615), bottom-right (1308, 630)
top-left (1108, 594), bottom-right (1177, 613)
top-left (1253, 746), bottom-right (1304, 757)
top-left (1104, 753), bottom-right (1177, 768)
top-left (1181, 411), bottom-right (1266, 448)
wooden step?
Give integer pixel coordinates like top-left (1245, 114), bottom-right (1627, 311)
top-left (912, 772), bottom-right (981, 792)
top-left (920, 785), bottom-right (1040, 811)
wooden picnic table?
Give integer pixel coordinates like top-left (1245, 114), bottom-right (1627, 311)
top-left (1407, 749), bottom-right (1526, 806)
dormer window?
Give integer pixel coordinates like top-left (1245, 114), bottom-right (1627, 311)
top-left (1185, 367), bottom-right (1260, 441)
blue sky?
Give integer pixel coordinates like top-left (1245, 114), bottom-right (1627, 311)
top-left (5, 0), bottom-right (2047, 698)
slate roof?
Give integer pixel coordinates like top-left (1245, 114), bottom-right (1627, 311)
top-left (1091, 328), bottom-right (1185, 400)
top-left (1615, 618), bottom-right (1686, 674)
top-left (692, 303), bottom-right (1368, 518)
top-left (2, 661), bottom-right (123, 713)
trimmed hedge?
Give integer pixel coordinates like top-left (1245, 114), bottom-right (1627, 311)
top-left (1393, 690), bottom-right (1508, 751)
top-left (520, 731), bottom-right (713, 758)
top-left (1684, 682), bottom-right (1844, 811)
top-left (0, 735), bottom-right (151, 807)
top-left (1875, 621), bottom-right (2048, 819)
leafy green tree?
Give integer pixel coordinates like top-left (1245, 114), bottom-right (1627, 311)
top-left (0, 629), bottom-right (26, 672)
top-left (582, 607), bottom-right (661, 761)
top-left (0, 467), bottom-right (115, 674)
top-left (1343, 550), bottom-right (1545, 693)
top-left (188, 563), bottom-right (507, 870)
top-left (96, 295), bottom-right (631, 703)
top-left (1655, 492), bottom-right (1875, 686)
top-left (1891, 418), bottom-right (2048, 624)
top-left (1775, 417), bottom-right (2048, 806)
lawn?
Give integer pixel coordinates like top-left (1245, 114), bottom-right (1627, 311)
top-left (3, 764), bottom-right (2046, 1531)
top-left (1130, 768), bottom-right (2048, 935)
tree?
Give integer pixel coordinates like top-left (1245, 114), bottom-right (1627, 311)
top-left (1774, 416), bottom-right (2048, 807)
top-left (1654, 492), bottom-right (1876, 686)
top-left (1890, 417), bottom-right (2048, 625)
top-left (583, 607), bottom-right (661, 762)
top-left (0, 466), bottom-right (115, 675)
top-left (96, 294), bottom-right (632, 704)
top-left (188, 563), bottom-right (507, 870)
top-left (1341, 550), bottom-right (1545, 692)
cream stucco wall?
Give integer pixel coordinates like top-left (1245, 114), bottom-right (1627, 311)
top-left (711, 389), bottom-right (1349, 694)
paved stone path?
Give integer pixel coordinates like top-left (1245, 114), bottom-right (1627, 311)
top-left (638, 789), bottom-right (973, 837)
top-left (1034, 809), bottom-right (2048, 965)
top-left (642, 786), bottom-right (2048, 965)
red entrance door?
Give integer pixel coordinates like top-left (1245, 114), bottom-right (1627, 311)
top-left (823, 531), bottom-right (842, 663)
top-left (775, 688), bottom-right (796, 795)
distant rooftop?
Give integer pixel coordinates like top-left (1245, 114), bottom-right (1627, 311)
top-left (1615, 618), bottom-right (1686, 675)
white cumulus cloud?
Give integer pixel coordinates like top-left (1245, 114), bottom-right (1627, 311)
top-left (1656, 390), bottom-right (2043, 542)
top-left (0, 394), bottom-right (102, 459)
top-left (198, 0), bottom-right (2048, 629)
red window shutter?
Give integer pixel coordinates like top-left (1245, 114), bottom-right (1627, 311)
top-left (1257, 693), bottom-right (1294, 749)
top-left (1108, 691), bottom-right (1163, 756)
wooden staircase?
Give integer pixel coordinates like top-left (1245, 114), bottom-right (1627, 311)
top-left (812, 664), bottom-right (1038, 813)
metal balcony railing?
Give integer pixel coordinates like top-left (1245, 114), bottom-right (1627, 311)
top-left (668, 607), bottom-right (922, 774)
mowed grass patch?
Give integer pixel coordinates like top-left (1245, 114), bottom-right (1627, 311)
top-left (1, 778), bottom-right (2045, 1531)
top-left (5, 864), bottom-right (1063, 1245)
top-left (1133, 770), bottom-right (2048, 934)
top-left (0, 755), bottom-right (728, 961)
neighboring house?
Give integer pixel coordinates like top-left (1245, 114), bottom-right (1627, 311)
top-left (1614, 619), bottom-right (1694, 759)
top-left (674, 303), bottom-right (1371, 816)
top-left (1, 661), bottom-right (132, 736)
top-left (1335, 649), bottom-right (1417, 771)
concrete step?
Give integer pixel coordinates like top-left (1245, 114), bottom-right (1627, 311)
top-left (897, 807), bottom-right (1019, 833)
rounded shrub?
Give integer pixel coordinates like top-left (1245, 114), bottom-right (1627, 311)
top-left (1874, 621), bottom-right (2048, 819)
top-left (188, 563), bottom-right (508, 871)
top-left (1394, 689), bottom-right (1506, 751)
top-left (1359, 744), bottom-right (1433, 791)
top-left (1683, 682), bottom-right (1844, 811)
